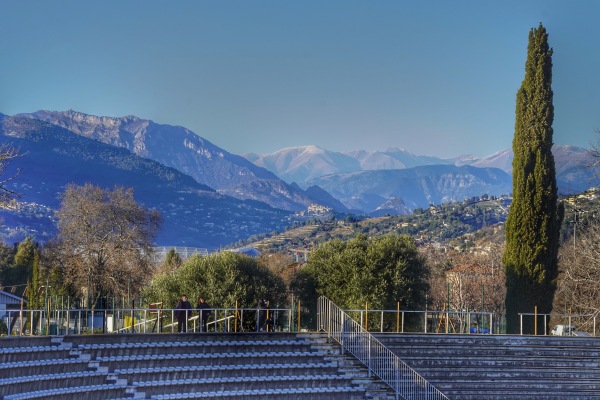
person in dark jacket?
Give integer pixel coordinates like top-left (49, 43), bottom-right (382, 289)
top-left (257, 297), bottom-right (269, 332)
top-left (196, 297), bottom-right (211, 332)
top-left (175, 294), bottom-right (192, 332)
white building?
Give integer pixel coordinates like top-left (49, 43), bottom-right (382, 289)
top-left (0, 289), bottom-right (24, 319)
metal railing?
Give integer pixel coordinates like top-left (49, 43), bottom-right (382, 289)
top-left (1, 306), bottom-right (295, 336)
top-left (151, 246), bottom-right (209, 263)
top-left (343, 308), bottom-right (496, 334)
top-left (519, 312), bottom-right (599, 336)
top-left (317, 296), bottom-right (449, 400)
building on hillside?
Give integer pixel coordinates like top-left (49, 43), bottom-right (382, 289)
top-left (289, 248), bottom-right (311, 264)
top-left (227, 246), bottom-right (261, 257)
top-left (0, 289), bottom-right (24, 319)
top-left (307, 204), bottom-right (332, 214)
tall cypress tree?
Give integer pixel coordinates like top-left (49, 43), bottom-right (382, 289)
top-left (503, 24), bottom-right (563, 334)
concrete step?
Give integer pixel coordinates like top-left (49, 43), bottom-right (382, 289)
top-left (135, 374), bottom-right (364, 396)
top-left (0, 372), bottom-right (110, 396)
top-left (377, 333), bottom-right (600, 399)
top-left (115, 363), bottom-right (343, 383)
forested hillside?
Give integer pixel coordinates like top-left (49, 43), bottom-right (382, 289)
top-left (239, 189), bottom-right (600, 255)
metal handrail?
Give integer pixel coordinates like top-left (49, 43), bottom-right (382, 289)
top-left (342, 308), bottom-right (495, 334)
top-left (318, 296), bottom-right (449, 400)
top-left (1, 306), bottom-right (295, 336)
top-left (519, 312), bottom-right (599, 336)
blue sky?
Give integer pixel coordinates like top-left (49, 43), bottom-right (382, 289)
top-left (1, 1), bottom-right (599, 158)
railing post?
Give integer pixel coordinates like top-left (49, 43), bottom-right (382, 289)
top-left (171, 309), bottom-right (175, 333)
top-left (401, 311), bottom-right (404, 333)
top-left (544, 314), bottom-right (547, 335)
top-left (520, 314), bottom-right (523, 335)
top-left (445, 309), bottom-right (449, 334)
top-left (328, 299), bottom-right (332, 337)
top-left (395, 358), bottom-right (399, 400)
top-left (396, 302), bottom-right (400, 333)
top-left (297, 300), bottom-right (301, 332)
top-left (368, 333), bottom-right (372, 377)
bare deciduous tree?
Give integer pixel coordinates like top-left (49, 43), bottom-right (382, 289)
top-left (553, 220), bottom-right (600, 332)
top-left (52, 184), bottom-right (161, 308)
top-left (0, 144), bottom-right (23, 203)
top-left (427, 244), bottom-right (506, 332)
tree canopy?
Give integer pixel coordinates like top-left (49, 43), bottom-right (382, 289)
top-left (144, 251), bottom-right (287, 311)
top-left (503, 24), bottom-right (563, 334)
top-left (291, 234), bottom-right (429, 329)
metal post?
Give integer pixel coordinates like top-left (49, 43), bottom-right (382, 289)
top-left (131, 300), bottom-right (135, 334)
top-left (467, 312), bottom-right (471, 334)
top-left (328, 300), bottom-right (332, 338)
top-left (289, 298), bottom-right (294, 332)
top-left (401, 311), bottom-right (405, 333)
top-left (520, 314), bottom-right (523, 335)
top-left (395, 359), bottom-right (399, 400)
top-left (397, 302), bottom-right (400, 333)
top-left (368, 335), bottom-right (372, 377)
top-left (19, 309), bottom-right (23, 336)
top-left (446, 282), bottom-right (450, 334)
top-left (234, 301), bottom-right (238, 333)
top-left (297, 300), bottom-right (301, 332)
top-left (534, 306), bottom-right (538, 335)
top-left (544, 314), bottom-right (547, 335)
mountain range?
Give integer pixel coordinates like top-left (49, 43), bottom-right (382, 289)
top-left (246, 144), bottom-right (599, 212)
top-left (0, 114), bottom-right (290, 248)
top-left (0, 110), bottom-right (597, 248)
top-left (23, 110), bottom-right (326, 212)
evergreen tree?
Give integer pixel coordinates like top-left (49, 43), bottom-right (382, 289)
top-left (25, 251), bottom-right (43, 309)
top-left (25, 251), bottom-right (44, 333)
top-left (159, 248), bottom-right (183, 274)
top-left (144, 252), bottom-right (287, 312)
top-left (14, 237), bottom-right (36, 275)
top-left (294, 234), bottom-right (429, 330)
top-left (503, 24), bottom-right (563, 334)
